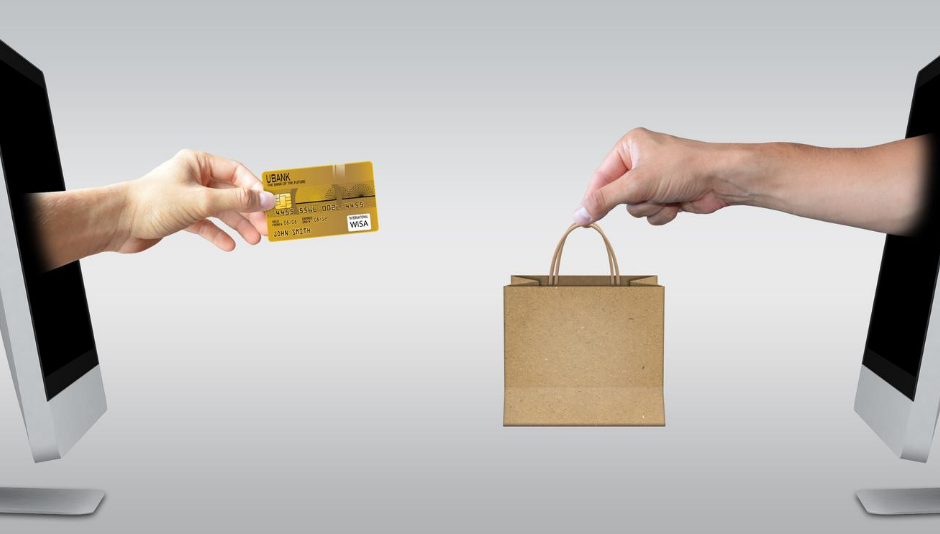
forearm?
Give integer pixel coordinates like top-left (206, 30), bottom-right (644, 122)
top-left (30, 182), bottom-right (131, 270)
top-left (716, 136), bottom-right (931, 234)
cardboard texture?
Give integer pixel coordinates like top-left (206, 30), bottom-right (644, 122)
top-left (504, 224), bottom-right (665, 426)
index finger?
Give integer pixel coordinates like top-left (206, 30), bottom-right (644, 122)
top-left (194, 151), bottom-right (265, 193)
top-left (582, 140), bottom-right (634, 201)
top-left (192, 151), bottom-right (268, 235)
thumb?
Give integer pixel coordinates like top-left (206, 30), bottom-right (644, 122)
top-left (205, 187), bottom-right (275, 215)
top-left (574, 168), bottom-right (654, 225)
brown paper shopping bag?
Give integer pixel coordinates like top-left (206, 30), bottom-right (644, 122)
top-left (504, 223), bottom-right (665, 426)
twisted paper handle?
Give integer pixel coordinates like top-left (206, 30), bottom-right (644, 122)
top-left (548, 223), bottom-right (621, 286)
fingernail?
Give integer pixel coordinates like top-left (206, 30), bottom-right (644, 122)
top-left (260, 191), bottom-right (275, 210)
top-left (573, 206), bottom-right (592, 226)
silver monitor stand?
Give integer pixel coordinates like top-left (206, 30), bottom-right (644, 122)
top-left (858, 488), bottom-right (940, 515)
top-left (0, 487), bottom-right (104, 515)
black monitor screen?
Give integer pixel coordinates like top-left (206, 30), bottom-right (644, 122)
top-left (0, 40), bottom-right (98, 400)
top-left (862, 57), bottom-right (940, 400)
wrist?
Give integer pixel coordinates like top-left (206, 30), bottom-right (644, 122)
top-left (100, 181), bottom-right (135, 253)
top-left (706, 142), bottom-right (775, 209)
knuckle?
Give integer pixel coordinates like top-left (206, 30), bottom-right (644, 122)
top-left (174, 148), bottom-right (197, 162)
top-left (624, 127), bottom-right (648, 144)
top-left (234, 188), bottom-right (254, 210)
top-left (233, 162), bottom-right (253, 183)
top-left (649, 208), bottom-right (676, 226)
top-left (197, 221), bottom-right (212, 239)
top-left (584, 188), bottom-right (606, 215)
top-left (174, 149), bottom-right (202, 173)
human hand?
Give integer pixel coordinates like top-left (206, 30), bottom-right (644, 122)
top-left (574, 128), bottom-right (752, 226)
top-left (113, 149), bottom-right (275, 254)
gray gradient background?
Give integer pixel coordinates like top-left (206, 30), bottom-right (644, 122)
top-left (2, 1), bottom-right (940, 531)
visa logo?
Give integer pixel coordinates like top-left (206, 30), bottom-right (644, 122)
top-left (347, 213), bottom-right (372, 232)
top-left (266, 172), bottom-right (290, 185)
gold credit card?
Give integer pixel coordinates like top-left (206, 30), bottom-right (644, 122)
top-left (262, 161), bottom-right (378, 242)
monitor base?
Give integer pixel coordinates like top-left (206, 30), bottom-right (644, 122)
top-left (858, 488), bottom-right (940, 515)
top-left (0, 487), bottom-right (104, 515)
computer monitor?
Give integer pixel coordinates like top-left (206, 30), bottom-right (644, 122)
top-left (855, 54), bottom-right (940, 515)
top-left (0, 38), bottom-right (106, 515)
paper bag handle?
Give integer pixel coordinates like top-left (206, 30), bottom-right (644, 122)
top-left (548, 223), bottom-right (621, 286)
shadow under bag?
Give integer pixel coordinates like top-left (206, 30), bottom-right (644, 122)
top-left (504, 224), bottom-right (665, 426)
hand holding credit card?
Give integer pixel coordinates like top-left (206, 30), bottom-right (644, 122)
top-left (262, 161), bottom-right (379, 242)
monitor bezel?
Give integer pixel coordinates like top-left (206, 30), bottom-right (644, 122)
top-left (855, 54), bottom-right (940, 462)
top-left (0, 38), bottom-right (106, 463)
